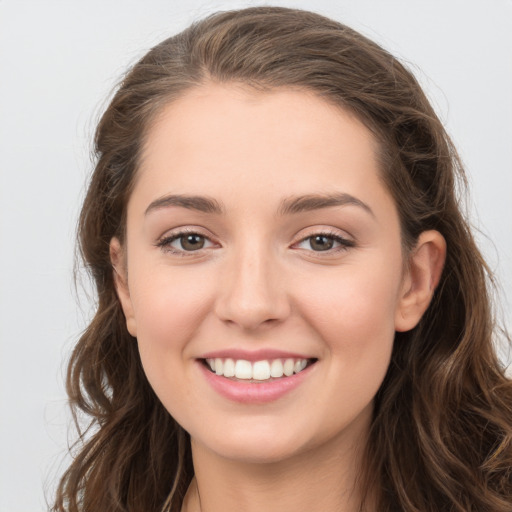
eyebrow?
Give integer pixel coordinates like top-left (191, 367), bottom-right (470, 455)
top-left (277, 193), bottom-right (375, 218)
top-left (145, 194), bottom-right (224, 216)
top-left (144, 192), bottom-right (374, 218)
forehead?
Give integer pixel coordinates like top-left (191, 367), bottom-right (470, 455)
top-left (131, 83), bottom-right (392, 217)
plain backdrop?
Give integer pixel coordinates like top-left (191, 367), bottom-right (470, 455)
top-left (1, 1), bottom-right (511, 510)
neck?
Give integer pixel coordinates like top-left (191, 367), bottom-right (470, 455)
top-left (182, 420), bottom-right (374, 512)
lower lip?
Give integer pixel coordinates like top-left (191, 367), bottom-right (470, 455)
top-left (198, 361), bottom-right (315, 404)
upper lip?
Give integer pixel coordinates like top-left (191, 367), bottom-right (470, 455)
top-left (198, 348), bottom-right (316, 362)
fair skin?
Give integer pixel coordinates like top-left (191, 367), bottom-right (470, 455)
top-left (111, 84), bottom-right (446, 512)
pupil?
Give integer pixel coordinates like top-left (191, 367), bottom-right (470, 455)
top-left (311, 235), bottom-right (333, 251)
top-left (181, 234), bottom-right (204, 251)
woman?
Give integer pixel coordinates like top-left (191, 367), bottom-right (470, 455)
top-left (53, 6), bottom-right (512, 512)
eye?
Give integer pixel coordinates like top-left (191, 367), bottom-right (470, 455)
top-left (295, 232), bottom-right (354, 252)
top-left (156, 231), bottom-right (216, 254)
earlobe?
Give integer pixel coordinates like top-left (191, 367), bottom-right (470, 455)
top-left (110, 238), bottom-right (138, 337)
top-left (395, 230), bottom-right (446, 332)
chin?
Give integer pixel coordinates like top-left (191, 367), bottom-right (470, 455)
top-left (190, 422), bottom-right (310, 465)
top-left (213, 439), bottom-right (303, 465)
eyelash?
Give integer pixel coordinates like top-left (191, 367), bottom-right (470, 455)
top-left (155, 229), bottom-right (355, 256)
top-left (294, 231), bottom-right (355, 254)
top-left (155, 228), bottom-right (216, 256)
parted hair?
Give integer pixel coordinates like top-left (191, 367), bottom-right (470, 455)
top-left (53, 7), bottom-right (512, 512)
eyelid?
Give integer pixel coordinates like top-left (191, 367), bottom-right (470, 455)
top-left (154, 226), bottom-right (355, 256)
top-left (155, 226), bottom-right (219, 255)
top-left (291, 228), bottom-right (355, 253)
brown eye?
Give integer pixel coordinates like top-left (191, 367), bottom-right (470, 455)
top-left (309, 235), bottom-right (334, 251)
top-left (294, 232), bottom-right (354, 253)
top-left (157, 231), bottom-right (215, 254)
top-left (179, 234), bottom-right (206, 251)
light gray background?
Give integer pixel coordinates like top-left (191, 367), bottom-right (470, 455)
top-left (1, 1), bottom-right (511, 510)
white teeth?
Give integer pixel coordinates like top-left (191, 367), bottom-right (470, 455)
top-left (205, 357), bottom-right (312, 380)
top-left (270, 359), bottom-right (284, 378)
top-left (252, 360), bottom-right (271, 380)
top-left (283, 358), bottom-right (295, 376)
top-left (294, 359), bottom-right (307, 373)
top-left (223, 358), bottom-right (235, 377)
top-left (235, 359), bottom-right (252, 379)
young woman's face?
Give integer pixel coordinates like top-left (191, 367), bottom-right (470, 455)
top-left (114, 84), bottom-right (415, 464)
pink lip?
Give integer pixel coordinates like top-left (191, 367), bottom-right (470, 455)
top-left (197, 359), bottom-right (316, 404)
top-left (199, 348), bottom-right (314, 362)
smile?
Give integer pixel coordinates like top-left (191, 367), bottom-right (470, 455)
top-left (204, 358), bottom-right (315, 381)
top-left (198, 356), bottom-right (318, 404)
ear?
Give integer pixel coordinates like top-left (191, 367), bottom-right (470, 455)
top-left (395, 230), bottom-right (446, 332)
top-left (110, 237), bottom-right (137, 337)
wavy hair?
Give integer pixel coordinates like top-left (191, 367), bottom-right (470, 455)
top-left (53, 7), bottom-right (512, 512)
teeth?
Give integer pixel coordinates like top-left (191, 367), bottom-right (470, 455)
top-left (235, 360), bottom-right (252, 379)
top-left (270, 359), bottom-right (284, 378)
top-left (223, 358), bottom-right (235, 377)
top-left (252, 360), bottom-right (271, 380)
top-left (205, 357), bottom-right (311, 380)
top-left (294, 359), bottom-right (307, 373)
top-left (283, 359), bottom-right (294, 376)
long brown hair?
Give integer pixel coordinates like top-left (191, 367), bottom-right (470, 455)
top-left (53, 7), bottom-right (512, 511)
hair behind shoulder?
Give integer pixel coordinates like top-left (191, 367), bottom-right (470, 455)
top-left (53, 6), bottom-right (512, 512)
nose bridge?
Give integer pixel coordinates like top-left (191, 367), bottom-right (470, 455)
top-left (215, 234), bottom-right (289, 329)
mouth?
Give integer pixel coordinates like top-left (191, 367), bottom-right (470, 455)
top-left (201, 357), bottom-right (318, 383)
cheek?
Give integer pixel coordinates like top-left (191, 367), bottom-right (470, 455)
top-left (130, 265), bottom-right (212, 338)
top-left (128, 267), bottom-right (215, 389)
top-left (297, 260), bottom-right (402, 366)
top-left (129, 272), bottom-right (216, 421)
top-left (276, 263), bottom-right (402, 445)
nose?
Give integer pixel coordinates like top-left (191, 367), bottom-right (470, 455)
top-left (214, 243), bottom-right (291, 331)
